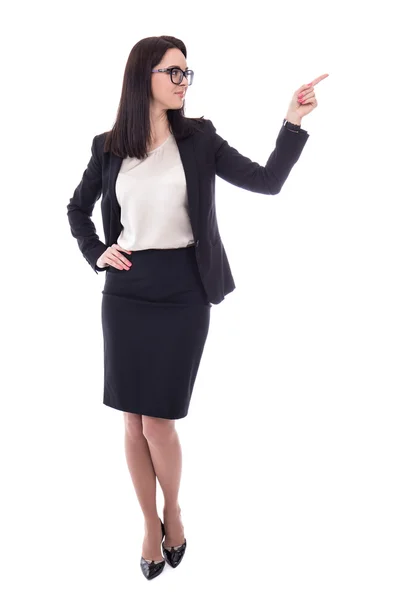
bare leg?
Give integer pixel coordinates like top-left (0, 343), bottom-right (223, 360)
top-left (142, 416), bottom-right (185, 549)
top-left (123, 412), bottom-right (164, 562)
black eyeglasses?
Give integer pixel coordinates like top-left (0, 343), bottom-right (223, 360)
top-left (151, 67), bottom-right (194, 86)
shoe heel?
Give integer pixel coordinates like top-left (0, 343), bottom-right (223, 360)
top-left (160, 518), bottom-right (166, 539)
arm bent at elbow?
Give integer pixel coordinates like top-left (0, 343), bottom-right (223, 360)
top-left (66, 135), bottom-right (108, 273)
top-left (207, 119), bottom-right (309, 195)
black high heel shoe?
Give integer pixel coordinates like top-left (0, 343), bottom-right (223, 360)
top-left (162, 516), bottom-right (187, 569)
top-left (140, 518), bottom-right (166, 580)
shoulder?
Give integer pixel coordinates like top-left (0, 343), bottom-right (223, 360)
top-left (91, 118), bottom-right (216, 156)
top-left (90, 131), bottom-right (112, 160)
top-left (93, 131), bottom-right (109, 149)
top-left (184, 116), bottom-right (216, 135)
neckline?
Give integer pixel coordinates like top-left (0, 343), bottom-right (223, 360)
top-left (147, 133), bottom-right (173, 154)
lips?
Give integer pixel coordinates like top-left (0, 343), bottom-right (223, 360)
top-left (175, 92), bottom-right (185, 97)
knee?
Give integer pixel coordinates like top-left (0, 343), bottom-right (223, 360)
top-left (142, 416), bottom-right (176, 445)
top-left (123, 412), bottom-right (144, 440)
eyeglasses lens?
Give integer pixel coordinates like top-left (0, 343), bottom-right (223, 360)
top-left (171, 69), bottom-right (193, 85)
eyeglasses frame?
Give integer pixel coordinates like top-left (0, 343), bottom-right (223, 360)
top-left (151, 67), bottom-right (194, 86)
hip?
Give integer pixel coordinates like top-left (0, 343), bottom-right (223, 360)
top-left (102, 245), bottom-right (210, 306)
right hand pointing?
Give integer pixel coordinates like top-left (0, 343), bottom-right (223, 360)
top-left (96, 243), bottom-right (132, 270)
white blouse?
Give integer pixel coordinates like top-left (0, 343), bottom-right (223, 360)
top-left (115, 133), bottom-right (195, 251)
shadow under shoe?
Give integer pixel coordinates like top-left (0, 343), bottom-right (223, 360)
top-left (140, 519), bottom-right (166, 580)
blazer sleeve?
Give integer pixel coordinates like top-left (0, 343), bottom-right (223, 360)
top-left (66, 135), bottom-right (109, 273)
top-left (207, 119), bottom-right (310, 195)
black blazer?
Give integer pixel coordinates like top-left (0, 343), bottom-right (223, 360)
top-left (67, 118), bottom-right (309, 305)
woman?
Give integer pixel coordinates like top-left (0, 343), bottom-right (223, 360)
top-left (67, 34), bottom-right (327, 580)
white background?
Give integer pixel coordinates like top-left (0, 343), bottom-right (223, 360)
top-left (2, 0), bottom-right (400, 597)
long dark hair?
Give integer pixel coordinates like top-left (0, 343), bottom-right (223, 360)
top-left (103, 35), bottom-right (205, 159)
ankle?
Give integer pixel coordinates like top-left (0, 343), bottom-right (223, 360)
top-left (144, 514), bottom-right (161, 527)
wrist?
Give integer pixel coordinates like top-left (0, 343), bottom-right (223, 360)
top-left (285, 113), bottom-right (302, 126)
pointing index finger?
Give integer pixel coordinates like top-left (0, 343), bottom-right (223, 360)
top-left (308, 73), bottom-right (329, 87)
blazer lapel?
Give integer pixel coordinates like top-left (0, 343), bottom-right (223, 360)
top-left (176, 133), bottom-right (200, 227)
top-left (109, 153), bottom-right (123, 224)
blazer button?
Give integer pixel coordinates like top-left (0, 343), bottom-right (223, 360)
top-left (195, 240), bottom-right (199, 247)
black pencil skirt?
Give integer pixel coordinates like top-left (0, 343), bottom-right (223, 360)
top-left (101, 245), bottom-right (211, 420)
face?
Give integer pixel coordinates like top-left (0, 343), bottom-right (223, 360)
top-left (150, 48), bottom-right (190, 110)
